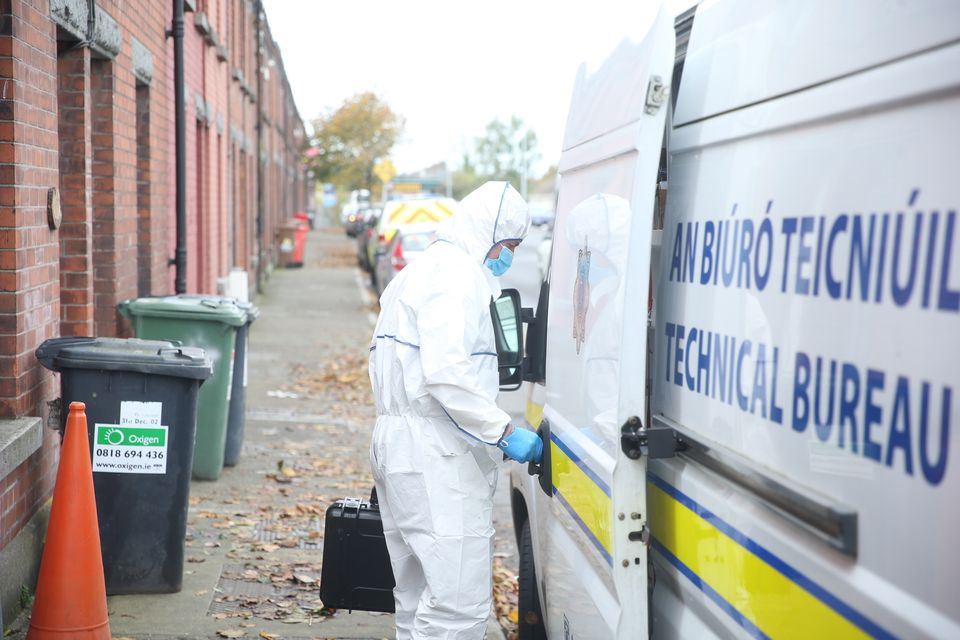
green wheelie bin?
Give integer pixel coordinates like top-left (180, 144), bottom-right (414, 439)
top-left (118, 296), bottom-right (247, 480)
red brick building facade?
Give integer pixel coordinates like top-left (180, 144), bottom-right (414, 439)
top-left (0, 0), bottom-right (307, 619)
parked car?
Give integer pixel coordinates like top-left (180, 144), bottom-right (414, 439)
top-left (355, 210), bottom-right (381, 270)
top-left (373, 226), bottom-right (437, 296)
top-left (340, 188), bottom-right (371, 226)
top-left (346, 206), bottom-right (379, 238)
top-left (365, 196), bottom-right (457, 275)
top-left (343, 209), bottom-right (361, 236)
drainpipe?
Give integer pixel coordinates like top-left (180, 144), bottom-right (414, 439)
top-left (86, 0), bottom-right (96, 44)
top-left (255, 0), bottom-right (265, 293)
top-left (170, 0), bottom-right (187, 293)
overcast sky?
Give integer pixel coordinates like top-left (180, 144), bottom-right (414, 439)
top-left (261, 1), bottom-right (670, 177)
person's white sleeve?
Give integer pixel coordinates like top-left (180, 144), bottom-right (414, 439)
top-left (413, 279), bottom-right (510, 445)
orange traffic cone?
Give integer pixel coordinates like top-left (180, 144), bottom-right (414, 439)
top-left (28, 401), bottom-right (111, 639)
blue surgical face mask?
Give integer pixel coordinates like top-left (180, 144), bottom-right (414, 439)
top-left (485, 246), bottom-right (514, 277)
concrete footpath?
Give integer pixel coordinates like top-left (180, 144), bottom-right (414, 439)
top-left (6, 227), bottom-right (509, 639)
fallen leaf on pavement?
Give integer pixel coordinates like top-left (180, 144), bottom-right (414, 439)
top-left (216, 630), bottom-right (246, 638)
top-left (493, 558), bottom-right (519, 638)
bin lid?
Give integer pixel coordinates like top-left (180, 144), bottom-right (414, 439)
top-left (36, 337), bottom-right (213, 380)
top-left (174, 294), bottom-right (260, 323)
top-left (117, 296), bottom-right (248, 327)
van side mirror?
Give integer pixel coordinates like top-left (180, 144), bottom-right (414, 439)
top-left (491, 289), bottom-right (523, 390)
top-left (522, 279), bottom-right (549, 384)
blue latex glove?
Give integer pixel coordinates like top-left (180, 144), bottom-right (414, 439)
top-left (498, 427), bottom-right (543, 464)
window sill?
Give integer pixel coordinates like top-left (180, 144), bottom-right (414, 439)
top-left (0, 418), bottom-right (43, 478)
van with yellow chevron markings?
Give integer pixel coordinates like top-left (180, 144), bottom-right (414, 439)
top-left (488, 1), bottom-right (960, 637)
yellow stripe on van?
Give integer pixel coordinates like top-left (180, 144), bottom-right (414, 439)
top-left (404, 206), bottom-right (443, 224)
top-left (524, 400), bottom-right (543, 430)
top-left (551, 438), bottom-right (613, 563)
top-left (386, 203), bottom-right (408, 223)
top-left (387, 201), bottom-right (456, 226)
top-left (648, 477), bottom-right (874, 640)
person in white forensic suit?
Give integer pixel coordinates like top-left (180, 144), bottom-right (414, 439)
top-left (369, 181), bottom-right (543, 639)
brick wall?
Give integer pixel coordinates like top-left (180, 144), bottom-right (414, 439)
top-left (0, 0), bottom-right (308, 558)
top-left (0, 0), bottom-right (61, 421)
top-left (131, 0), bottom-right (171, 298)
top-left (0, 0), bottom-right (67, 555)
top-left (0, 426), bottom-right (58, 550)
top-left (91, 56), bottom-right (138, 337)
top-left (57, 45), bottom-right (94, 336)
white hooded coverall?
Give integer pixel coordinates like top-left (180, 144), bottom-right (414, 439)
top-left (369, 182), bottom-right (530, 639)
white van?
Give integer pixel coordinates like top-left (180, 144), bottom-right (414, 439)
top-left (492, 1), bottom-right (960, 638)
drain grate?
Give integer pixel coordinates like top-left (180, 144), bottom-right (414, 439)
top-left (252, 518), bottom-right (323, 549)
top-left (208, 563), bottom-right (326, 621)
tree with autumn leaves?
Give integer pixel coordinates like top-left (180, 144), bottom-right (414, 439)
top-left (308, 92), bottom-right (404, 194)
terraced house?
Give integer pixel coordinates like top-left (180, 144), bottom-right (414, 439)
top-left (0, 0), bottom-right (308, 622)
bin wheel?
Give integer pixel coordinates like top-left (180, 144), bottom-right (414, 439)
top-left (518, 520), bottom-right (547, 640)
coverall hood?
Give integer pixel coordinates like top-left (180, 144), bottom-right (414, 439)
top-left (436, 181), bottom-right (531, 263)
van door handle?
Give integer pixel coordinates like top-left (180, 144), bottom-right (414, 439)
top-left (527, 418), bottom-right (553, 498)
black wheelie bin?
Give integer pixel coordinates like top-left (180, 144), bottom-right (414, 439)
top-left (36, 336), bottom-right (212, 594)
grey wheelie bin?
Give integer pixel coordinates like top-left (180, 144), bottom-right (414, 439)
top-left (174, 295), bottom-right (259, 466)
top-left (118, 296), bottom-right (246, 480)
top-left (224, 300), bottom-right (259, 466)
top-left (36, 336), bottom-right (212, 594)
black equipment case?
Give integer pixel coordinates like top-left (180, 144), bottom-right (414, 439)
top-left (319, 489), bottom-right (396, 613)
